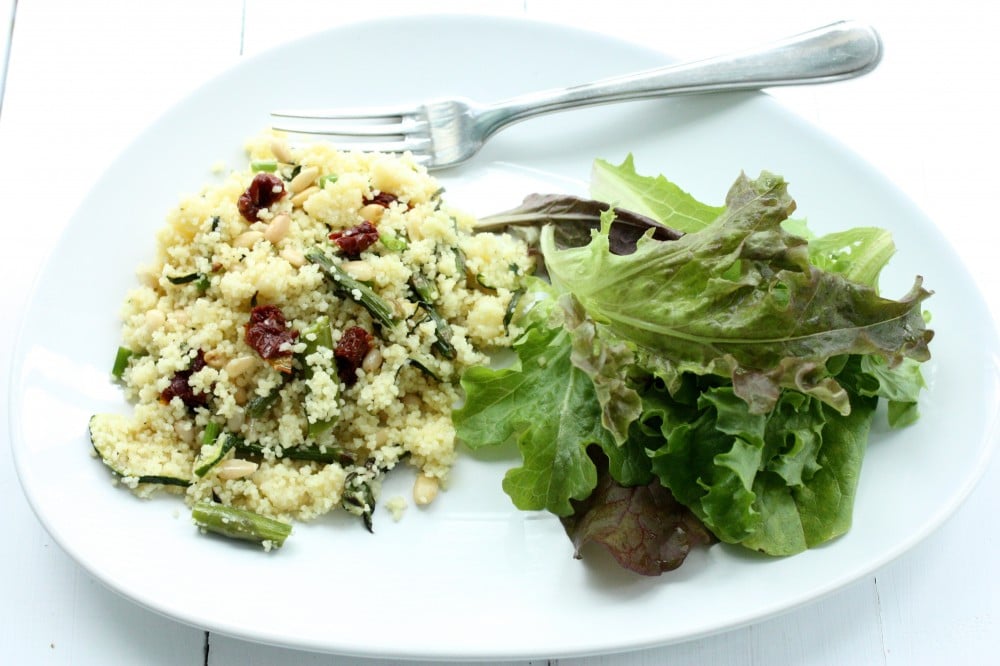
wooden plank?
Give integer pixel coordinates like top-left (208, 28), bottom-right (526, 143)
top-left (0, 1), bottom-right (243, 664)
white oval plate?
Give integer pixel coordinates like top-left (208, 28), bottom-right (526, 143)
top-left (9, 14), bottom-right (1000, 661)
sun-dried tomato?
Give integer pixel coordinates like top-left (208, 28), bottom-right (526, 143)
top-left (238, 172), bottom-right (286, 222)
top-left (244, 304), bottom-right (298, 373)
top-left (330, 220), bottom-right (379, 256)
top-left (160, 349), bottom-right (209, 409)
top-left (362, 192), bottom-right (398, 208)
top-left (335, 326), bottom-right (372, 386)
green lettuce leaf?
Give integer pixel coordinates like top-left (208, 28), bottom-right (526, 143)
top-left (454, 323), bottom-right (617, 516)
top-left (542, 171), bottom-right (933, 417)
top-left (646, 383), bottom-right (877, 555)
top-left (742, 393), bottom-right (877, 555)
top-left (839, 354), bottom-right (927, 428)
top-left (806, 227), bottom-right (896, 288)
top-left (590, 155), bottom-right (724, 232)
top-left (458, 160), bottom-right (933, 573)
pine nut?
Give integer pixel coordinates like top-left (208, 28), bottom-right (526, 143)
top-left (216, 458), bottom-right (258, 480)
top-left (264, 213), bottom-right (291, 244)
top-left (341, 260), bottom-right (374, 282)
top-left (224, 355), bottom-right (257, 378)
top-left (233, 230), bottom-right (264, 249)
top-left (412, 473), bottom-right (440, 505)
top-left (361, 347), bottom-right (383, 373)
top-left (173, 420), bottom-right (195, 444)
top-left (270, 138), bottom-right (293, 163)
top-left (280, 247), bottom-right (306, 268)
top-left (359, 203), bottom-right (384, 222)
top-left (227, 411), bottom-right (245, 431)
top-left (288, 166), bottom-right (319, 194)
top-left (291, 185), bottom-right (319, 208)
top-left (203, 349), bottom-right (228, 369)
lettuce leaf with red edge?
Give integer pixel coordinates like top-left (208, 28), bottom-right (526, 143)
top-left (562, 447), bottom-right (716, 576)
top-left (541, 171), bottom-right (932, 419)
top-left (455, 161), bottom-right (933, 572)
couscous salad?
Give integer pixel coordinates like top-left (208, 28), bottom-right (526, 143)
top-left (89, 133), bottom-right (532, 548)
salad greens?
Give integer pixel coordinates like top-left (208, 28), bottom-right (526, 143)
top-left (455, 156), bottom-right (933, 575)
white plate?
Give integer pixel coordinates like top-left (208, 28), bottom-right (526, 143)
top-left (9, 14), bottom-right (1000, 661)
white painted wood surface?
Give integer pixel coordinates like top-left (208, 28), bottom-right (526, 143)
top-left (2, 1), bottom-right (997, 664)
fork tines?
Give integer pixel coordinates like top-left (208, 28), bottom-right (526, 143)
top-left (270, 106), bottom-right (429, 157)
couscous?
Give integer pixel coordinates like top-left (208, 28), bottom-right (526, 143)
top-left (89, 132), bottom-right (532, 546)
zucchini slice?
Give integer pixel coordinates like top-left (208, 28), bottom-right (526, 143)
top-left (193, 430), bottom-right (238, 477)
top-left (88, 415), bottom-right (191, 488)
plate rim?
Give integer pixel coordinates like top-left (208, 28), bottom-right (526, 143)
top-left (9, 12), bottom-right (1000, 660)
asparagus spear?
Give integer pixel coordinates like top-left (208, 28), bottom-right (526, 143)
top-left (234, 439), bottom-right (351, 466)
top-left (305, 248), bottom-right (397, 329)
top-left (418, 302), bottom-right (455, 359)
top-left (191, 501), bottom-right (292, 548)
top-left (409, 273), bottom-right (455, 359)
top-left (111, 346), bottom-right (134, 379)
top-left (299, 316), bottom-right (338, 438)
top-left (300, 316), bottom-right (334, 378)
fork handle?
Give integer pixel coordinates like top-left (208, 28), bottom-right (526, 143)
top-left (476, 20), bottom-right (881, 137)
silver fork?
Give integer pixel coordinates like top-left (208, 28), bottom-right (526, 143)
top-left (272, 20), bottom-right (881, 170)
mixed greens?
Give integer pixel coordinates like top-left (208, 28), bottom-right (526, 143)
top-left (454, 156), bottom-right (933, 575)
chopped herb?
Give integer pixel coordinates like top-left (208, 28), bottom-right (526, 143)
top-left (246, 385), bottom-right (283, 418)
top-left (408, 356), bottom-right (441, 382)
top-left (504, 288), bottom-right (525, 331)
top-left (409, 273), bottom-right (439, 302)
top-left (379, 231), bottom-right (408, 251)
top-left (307, 417), bottom-right (337, 440)
top-left (167, 272), bottom-right (203, 285)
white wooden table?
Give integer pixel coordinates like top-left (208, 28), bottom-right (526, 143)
top-left (2, 1), bottom-right (997, 664)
